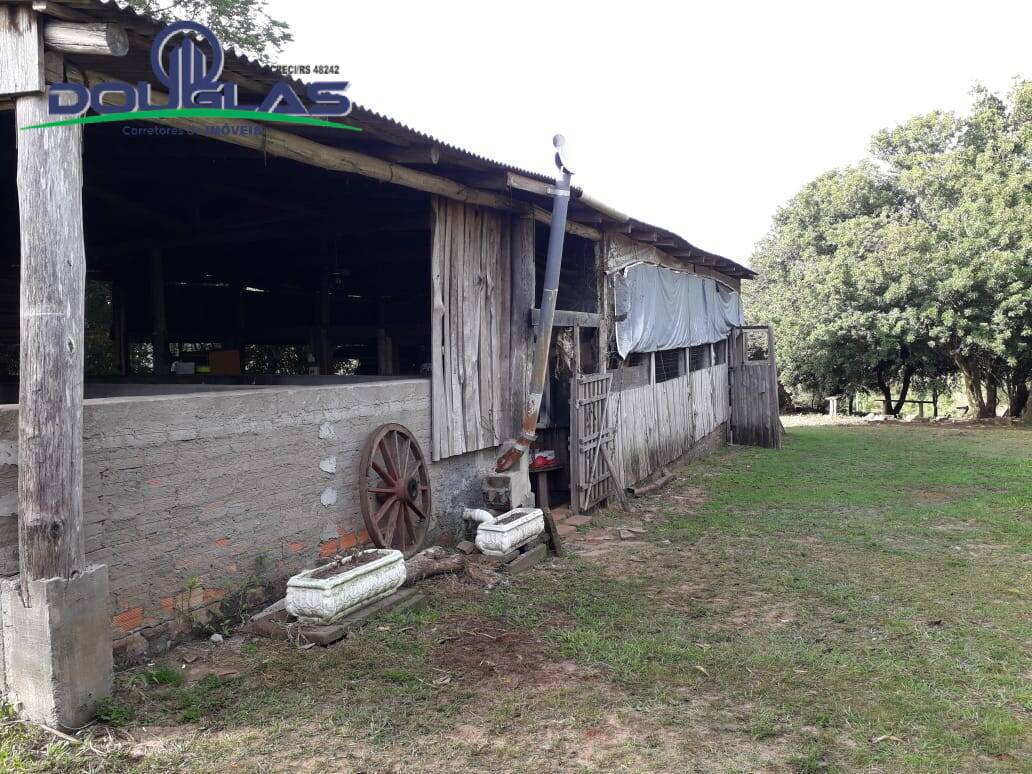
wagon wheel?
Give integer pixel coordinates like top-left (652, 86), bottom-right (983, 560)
top-left (359, 423), bottom-right (431, 557)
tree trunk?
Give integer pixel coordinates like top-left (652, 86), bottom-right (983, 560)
top-left (876, 367), bottom-right (892, 415)
top-left (985, 379), bottom-right (999, 417)
top-left (403, 546), bottom-right (466, 586)
top-left (1006, 358), bottom-right (1031, 418)
top-left (955, 355), bottom-right (991, 418)
top-left (891, 367), bottom-right (914, 416)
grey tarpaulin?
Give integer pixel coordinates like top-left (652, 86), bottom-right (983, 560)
top-left (615, 264), bottom-right (744, 357)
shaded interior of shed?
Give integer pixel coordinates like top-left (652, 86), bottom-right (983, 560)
top-left (0, 111), bottom-right (439, 402)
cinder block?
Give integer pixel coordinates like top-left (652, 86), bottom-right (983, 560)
top-left (482, 456), bottom-right (532, 511)
top-left (1, 565), bottom-right (113, 730)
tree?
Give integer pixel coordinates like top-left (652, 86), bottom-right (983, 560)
top-left (124, 0), bottom-right (292, 58)
top-left (746, 164), bottom-right (944, 412)
top-left (750, 82), bottom-right (1031, 419)
top-left (872, 83), bottom-right (1032, 417)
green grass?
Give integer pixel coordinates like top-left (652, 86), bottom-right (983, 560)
top-left (2, 422), bottom-right (1029, 772)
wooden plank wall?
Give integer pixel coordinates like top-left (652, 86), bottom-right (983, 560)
top-left (728, 327), bottom-right (782, 449)
top-left (608, 362), bottom-right (729, 487)
top-left (430, 197), bottom-right (511, 460)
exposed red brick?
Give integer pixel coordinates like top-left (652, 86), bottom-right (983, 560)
top-left (112, 606), bottom-right (144, 633)
top-left (318, 538), bottom-right (339, 558)
top-left (339, 532), bottom-right (359, 550)
top-left (214, 537), bottom-right (231, 548)
top-left (202, 588), bottom-right (226, 603)
top-left (287, 541), bottom-right (306, 554)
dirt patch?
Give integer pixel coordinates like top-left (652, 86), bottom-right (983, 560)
top-left (431, 618), bottom-right (588, 689)
top-left (666, 484), bottom-right (709, 510)
top-left (910, 486), bottom-right (970, 504)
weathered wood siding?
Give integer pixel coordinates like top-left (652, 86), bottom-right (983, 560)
top-left (608, 363), bottom-right (728, 487)
top-left (729, 327), bottom-right (782, 449)
top-left (430, 197), bottom-right (511, 460)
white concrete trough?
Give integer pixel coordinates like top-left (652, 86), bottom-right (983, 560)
top-left (286, 549), bottom-right (406, 624)
top-left (475, 507), bottom-right (545, 556)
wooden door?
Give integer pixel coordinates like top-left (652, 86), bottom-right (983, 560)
top-left (570, 371), bottom-right (617, 512)
top-left (729, 326), bottom-right (783, 449)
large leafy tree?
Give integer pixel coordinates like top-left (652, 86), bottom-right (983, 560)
top-left (124, 0), bottom-right (292, 58)
top-left (872, 83), bottom-right (1032, 418)
top-left (750, 83), bottom-right (1031, 419)
top-left (746, 164), bottom-right (944, 412)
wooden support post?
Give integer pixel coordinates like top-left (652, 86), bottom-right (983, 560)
top-left (149, 248), bottom-right (169, 375)
top-left (15, 91), bottom-right (86, 591)
top-left (509, 214), bottom-right (535, 432)
top-left (318, 269), bottom-right (332, 375)
top-left (111, 280), bottom-right (129, 376)
top-left (0, 5), bottom-right (43, 97)
top-left (3, 7), bottom-right (113, 730)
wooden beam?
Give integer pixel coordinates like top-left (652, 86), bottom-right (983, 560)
top-left (382, 145), bottom-right (441, 165)
top-left (43, 21), bottom-right (128, 56)
top-left (85, 69), bottom-right (521, 215)
top-left (504, 171), bottom-right (552, 197)
top-left (0, 4), bottom-right (43, 97)
top-left (509, 214), bottom-right (535, 433)
top-left (531, 205), bottom-right (601, 242)
top-left (631, 230), bottom-right (659, 243)
top-left (16, 89), bottom-right (86, 591)
top-left (530, 309), bottom-right (601, 328)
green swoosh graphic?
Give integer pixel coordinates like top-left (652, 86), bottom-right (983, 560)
top-left (20, 108), bottom-right (363, 131)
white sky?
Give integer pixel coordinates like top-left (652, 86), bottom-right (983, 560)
top-left (266, 0), bottom-right (1030, 265)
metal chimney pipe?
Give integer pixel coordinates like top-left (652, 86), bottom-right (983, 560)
top-left (496, 135), bottom-right (574, 472)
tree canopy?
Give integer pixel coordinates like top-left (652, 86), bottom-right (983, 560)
top-left (124, 0), bottom-right (292, 58)
top-left (747, 82), bottom-right (1032, 419)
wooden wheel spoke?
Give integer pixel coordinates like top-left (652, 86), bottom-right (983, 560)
top-left (379, 438), bottom-right (400, 480)
top-left (370, 460), bottom-right (394, 487)
top-left (384, 501), bottom-right (402, 545)
top-left (372, 495), bottom-right (397, 527)
top-left (396, 505), bottom-right (411, 546)
top-left (405, 499), bottom-right (426, 524)
top-left (368, 486), bottom-right (395, 495)
top-left (399, 434), bottom-right (412, 483)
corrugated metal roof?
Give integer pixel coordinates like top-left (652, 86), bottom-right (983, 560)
top-left (45, 0), bottom-right (753, 277)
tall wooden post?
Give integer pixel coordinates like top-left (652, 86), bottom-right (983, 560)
top-left (509, 215), bottom-right (535, 432)
top-left (16, 93), bottom-right (86, 595)
top-left (149, 248), bottom-right (169, 375)
top-left (2, 4), bottom-right (112, 730)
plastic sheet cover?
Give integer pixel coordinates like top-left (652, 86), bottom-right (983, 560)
top-left (615, 264), bottom-right (744, 357)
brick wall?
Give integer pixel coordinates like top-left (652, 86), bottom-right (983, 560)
top-left (0, 380), bottom-right (494, 659)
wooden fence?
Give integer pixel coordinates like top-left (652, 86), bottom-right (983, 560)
top-left (607, 362), bottom-right (729, 487)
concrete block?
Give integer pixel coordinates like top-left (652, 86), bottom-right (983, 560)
top-left (1, 565), bottom-right (113, 730)
top-left (482, 454), bottom-right (532, 511)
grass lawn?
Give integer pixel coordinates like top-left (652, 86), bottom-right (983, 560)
top-left (3, 422), bottom-right (1029, 772)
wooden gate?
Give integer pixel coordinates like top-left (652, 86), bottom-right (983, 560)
top-left (570, 371), bottom-right (616, 513)
top-left (729, 326), bottom-right (783, 448)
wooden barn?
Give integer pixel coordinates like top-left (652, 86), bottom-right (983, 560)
top-left (0, 0), bottom-right (779, 727)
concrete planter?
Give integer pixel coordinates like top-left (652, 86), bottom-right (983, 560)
top-left (286, 549), bottom-right (406, 624)
top-left (475, 507), bottom-right (545, 556)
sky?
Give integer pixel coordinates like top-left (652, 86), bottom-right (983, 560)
top-left (266, 0), bottom-right (1030, 266)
